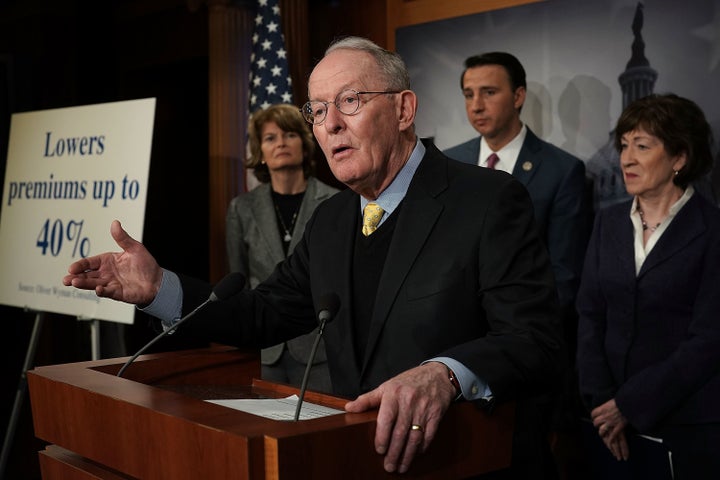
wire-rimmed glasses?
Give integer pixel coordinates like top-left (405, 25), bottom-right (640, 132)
top-left (301, 89), bottom-right (401, 125)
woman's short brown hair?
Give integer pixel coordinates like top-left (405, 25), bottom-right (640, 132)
top-left (614, 93), bottom-right (714, 188)
top-left (246, 103), bottom-right (316, 183)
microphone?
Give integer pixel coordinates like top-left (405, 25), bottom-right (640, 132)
top-left (294, 293), bottom-right (340, 421)
top-left (116, 272), bottom-right (246, 378)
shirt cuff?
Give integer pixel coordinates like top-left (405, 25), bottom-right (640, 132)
top-left (138, 269), bottom-right (183, 331)
top-left (424, 356), bottom-right (493, 401)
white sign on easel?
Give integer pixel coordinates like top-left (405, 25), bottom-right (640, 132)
top-left (0, 98), bottom-right (155, 324)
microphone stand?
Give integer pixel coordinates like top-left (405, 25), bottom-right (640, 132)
top-left (293, 318), bottom-right (329, 421)
top-left (115, 272), bottom-right (246, 378)
top-left (116, 298), bottom-right (211, 377)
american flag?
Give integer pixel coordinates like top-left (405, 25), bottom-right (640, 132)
top-left (248, 0), bottom-right (293, 112)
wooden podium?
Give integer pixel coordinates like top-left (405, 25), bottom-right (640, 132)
top-left (27, 346), bottom-right (513, 479)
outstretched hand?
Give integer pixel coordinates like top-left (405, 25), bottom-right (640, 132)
top-left (62, 220), bottom-right (162, 306)
top-left (344, 362), bottom-right (456, 474)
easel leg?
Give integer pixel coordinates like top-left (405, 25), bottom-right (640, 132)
top-left (77, 316), bottom-right (102, 361)
top-left (89, 318), bottom-right (100, 361)
top-left (0, 311), bottom-right (44, 479)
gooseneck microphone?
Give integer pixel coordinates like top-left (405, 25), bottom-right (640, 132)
top-left (117, 272), bottom-right (246, 378)
top-left (294, 293), bottom-right (340, 421)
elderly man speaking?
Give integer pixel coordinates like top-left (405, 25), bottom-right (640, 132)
top-left (64, 36), bottom-right (563, 479)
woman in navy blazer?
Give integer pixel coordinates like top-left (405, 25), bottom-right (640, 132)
top-left (577, 93), bottom-right (720, 478)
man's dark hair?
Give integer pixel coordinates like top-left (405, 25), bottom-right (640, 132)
top-left (461, 52), bottom-right (527, 91)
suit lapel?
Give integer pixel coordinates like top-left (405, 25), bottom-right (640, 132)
top-left (638, 195), bottom-right (706, 278)
top-left (249, 185), bottom-right (285, 261)
top-left (290, 177), bottom-right (317, 251)
top-left (321, 191), bottom-right (363, 378)
top-left (466, 137), bottom-right (481, 165)
top-left (605, 204), bottom-right (637, 281)
top-left (361, 145), bottom-right (447, 372)
top-left (512, 128), bottom-right (543, 187)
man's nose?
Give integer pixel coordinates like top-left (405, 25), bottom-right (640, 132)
top-left (471, 94), bottom-right (485, 111)
top-left (323, 104), bottom-right (344, 133)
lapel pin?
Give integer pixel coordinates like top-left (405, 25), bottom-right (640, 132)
top-left (522, 161), bottom-right (533, 172)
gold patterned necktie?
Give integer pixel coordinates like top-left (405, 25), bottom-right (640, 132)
top-left (362, 202), bottom-right (385, 236)
top-left (486, 152), bottom-right (499, 169)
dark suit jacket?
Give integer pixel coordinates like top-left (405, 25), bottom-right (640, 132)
top-left (225, 177), bottom-right (338, 365)
top-left (577, 192), bottom-right (720, 434)
top-left (184, 140), bottom-right (563, 404)
top-left (444, 129), bottom-right (589, 308)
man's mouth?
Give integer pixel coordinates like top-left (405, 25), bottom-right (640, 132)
top-left (332, 145), bottom-right (352, 155)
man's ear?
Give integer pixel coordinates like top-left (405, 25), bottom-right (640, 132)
top-left (397, 90), bottom-right (417, 132)
top-left (514, 86), bottom-right (526, 111)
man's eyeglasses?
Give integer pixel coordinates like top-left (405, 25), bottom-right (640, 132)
top-left (301, 89), bottom-right (401, 125)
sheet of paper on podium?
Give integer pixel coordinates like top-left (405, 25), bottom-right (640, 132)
top-left (207, 395), bottom-right (344, 421)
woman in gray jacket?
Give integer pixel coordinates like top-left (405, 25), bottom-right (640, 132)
top-left (226, 103), bottom-right (338, 392)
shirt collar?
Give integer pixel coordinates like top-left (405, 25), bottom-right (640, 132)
top-left (630, 184), bottom-right (695, 217)
top-left (479, 123), bottom-right (526, 174)
top-left (630, 185), bottom-right (695, 274)
top-left (360, 137), bottom-right (425, 215)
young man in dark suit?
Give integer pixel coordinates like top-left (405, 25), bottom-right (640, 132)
top-left (444, 52), bottom-right (589, 319)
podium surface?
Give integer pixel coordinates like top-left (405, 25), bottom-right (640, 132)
top-left (28, 346), bottom-right (513, 479)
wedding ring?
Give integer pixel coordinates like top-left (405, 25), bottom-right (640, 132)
top-left (410, 424), bottom-right (424, 433)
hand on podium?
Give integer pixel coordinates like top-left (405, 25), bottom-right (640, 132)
top-left (345, 361), bottom-right (456, 474)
